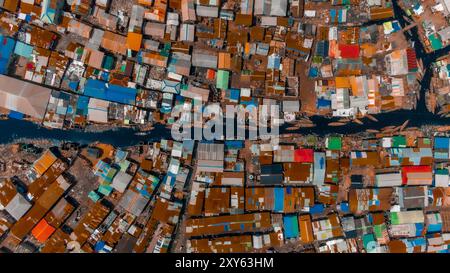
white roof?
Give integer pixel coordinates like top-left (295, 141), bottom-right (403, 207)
top-left (260, 16), bottom-right (277, 26)
top-left (435, 173), bottom-right (449, 187)
top-left (270, 0), bottom-right (287, 16)
top-left (196, 5), bottom-right (219, 17)
top-left (375, 172), bottom-right (402, 187)
top-left (304, 10), bottom-right (316, 17)
top-left (0, 75), bottom-right (52, 119)
top-left (88, 98), bottom-right (109, 123)
top-left (180, 24), bottom-right (195, 42)
top-left (5, 193), bottom-right (32, 221)
top-left (442, 0), bottom-right (450, 14)
top-left (111, 171), bottom-right (133, 193)
top-left (438, 26), bottom-right (450, 42)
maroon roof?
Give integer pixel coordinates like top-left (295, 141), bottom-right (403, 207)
top-left (406, 48), bottom-right (418, 71)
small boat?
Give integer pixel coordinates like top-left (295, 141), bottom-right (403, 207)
top-left (329, 122), bottom-right (346, 127)
top-left (353, 118), bottom-right (363, 125)
top-left (382, 128), bottom-right (395, 134)
top-left (399, 120), bottom-right (409, 131)
top-left (366, 114), bottom-right (378, 122)
top-left (382, 125), bottom-right (396, 131)
top-left (286, 126), bottom-right (300, 131)
top-left (437, 126), bottom-right (450, 132)
top-left (338, 118), bottom-right (350, 123)
top-left (299, 118), bottom-right (313, 124)
top-left (299, 123), bottom-right (316, 128)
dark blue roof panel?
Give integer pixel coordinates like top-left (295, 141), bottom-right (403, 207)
top-left (83, 79), bottom-right (137, 105)
top-left (0, 36), bottom-right (15, 74)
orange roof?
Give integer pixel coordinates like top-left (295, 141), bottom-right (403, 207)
top-left (3, 0), bottom-right (19, 12)
top-left (218, 52), bottom-right (231, 70)
top-left (33, 150), bottom-right (57, 176)
top-left (244, 43), bottom-right (251, 55)
top-left (138, 0), bottom-right (153, 6)
top-left (335, 77), bottom-right (351, 88)
top-left (206, 69), bottom-right (216, 80)
top-left (101, 31), bottom-right (127, 55)
top-left (31, 219), bottom-right (55, 243)
top-left (127, 32), bottom-right (142, 52)
top-left (349, 76), bottom-right (363, 96)
top-left (299, 214), bottom-right (314, 244)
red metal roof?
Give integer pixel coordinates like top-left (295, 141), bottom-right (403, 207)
top-left (406, 48), bottom-right (418, 71)
top-left (401, 165), bottom-right (432, 185)
top-left (31, 219), bottom-right (55, 243)
top-left (338, 44), bottom-right (360, 59)
top-left (294, 149), bottom-right (314, 163)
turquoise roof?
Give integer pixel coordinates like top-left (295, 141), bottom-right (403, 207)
top-left (14, 42), bottom-right (33, 58)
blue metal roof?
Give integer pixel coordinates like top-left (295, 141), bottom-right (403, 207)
top-left (0, 36), bottom-right (15, 74)
top-left (274, 188), bottom-right (284, 212)
top-left (435, 137), bottom-right (449, 149)
top-left (76, 95), bottom-right (89, 116)
top-left (227, 88), bottom-right (240, 101)
top-left (283, 215), bottom-right (299, 239)
top-left (261, 164), bottom-right (283, 175)
top-left (225, 140), bottom-right (244, 149)
top-left (310, 204), bottom-right (325, 214)
top-left (8, 111), bottom-right (24, 120)
top-left (317, 98), bottom-right (331, 108)
top-left (83, 79), bottom-right (137, 105)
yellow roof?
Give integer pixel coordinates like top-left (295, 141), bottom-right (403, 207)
top-left (33, 150), bottom-right (57, 176)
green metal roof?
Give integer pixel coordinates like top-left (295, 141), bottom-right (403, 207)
top-left (216, 70), bottom-right (229, 90)
top-left (102, 55), bottom-right (115, 70)
top-left (88, 191), bottom-right (101, 202)
top-left (392, 136), bottom-right (406, 147)
top-left (98, 184), bottom-right (113, 196)
top-left (429, 34), bottom-right (443, 51)
top-left (327, 137), bottom-right (342, 150)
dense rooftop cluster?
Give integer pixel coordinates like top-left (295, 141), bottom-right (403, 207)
top-left (0, 131), bottom-right (449, 253)
top-left (400, 0), bottom-right (450, 115)
top-left (0, 0), bottom-right (430, 130)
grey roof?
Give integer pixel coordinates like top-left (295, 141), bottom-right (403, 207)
top-left (195, 5), bottom-right (219, 17)
top-left (438, 26), bottom-right (450, 42)
top-left (118, 190), bottom-right (149, 216)
top-left (144, 22), bottom-right (166, 38)
top-left (399, 186), bottom-right (427, 209)
top-left (114, 234), bottom-right (138, 253)
top-left (192, 50), bottom-right (217, 68)
top-left (270, 0), bottom-right (287, 16)
top-left (254, 0), bottom-right (271, 15)
top-left (87, 28), bottom-right (105, 50)
top-left (5, 194), bottom-right (32, 221)
top-left (180, 24), bottom-right (195, 42)
top-left (111, 171), bottom-right (133, 193)
top-left (197, 143), bottom-right (224, 161)
top-left (129, 5), bottom-right (145, 32)
top-left (283, 100), bottom-right (300, 112)
top-left (197, 159), bottom-right (224, 172)
top-left (375, 172), bottom-right (402, 187)
top-left (176, 168), bottom-right (189, 183)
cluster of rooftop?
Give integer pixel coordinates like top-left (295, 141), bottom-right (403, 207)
top-left (1, 130), bottom-right (450, 253)
top-left (0, 0), bottom-right (428, 131)
top-left (398, 0), bottom-right (450, 52)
